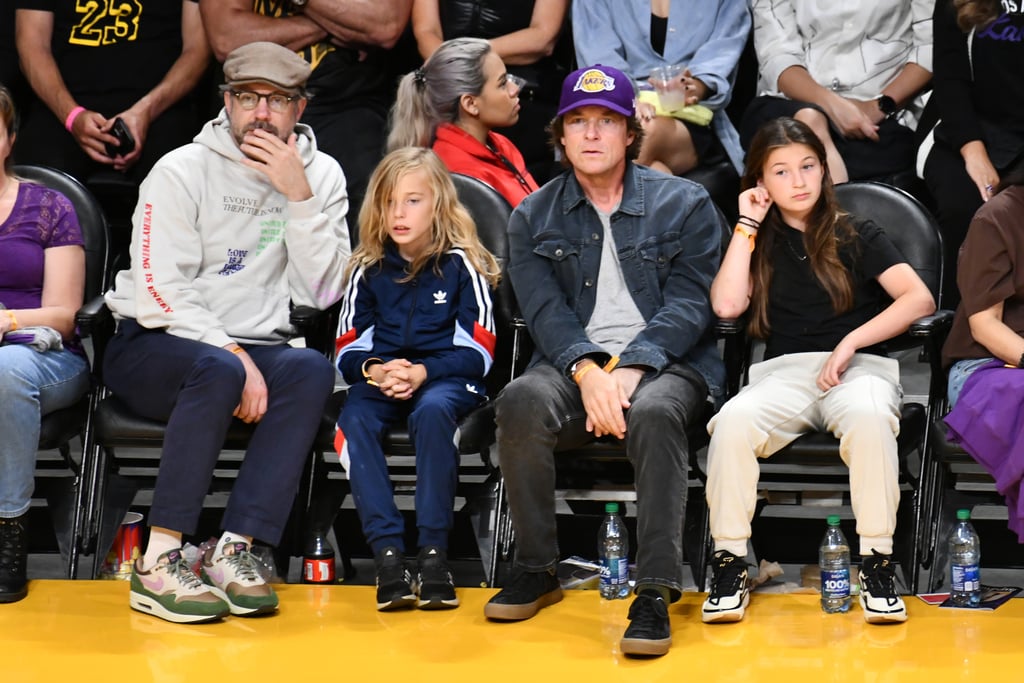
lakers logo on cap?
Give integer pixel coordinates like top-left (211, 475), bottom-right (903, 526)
top-left (573, 68), bottom-right (617, 94)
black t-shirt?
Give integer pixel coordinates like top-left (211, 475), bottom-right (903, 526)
top-left (763, 217), bottom-right (905, 360)
top-left (438, 0), bottom-right (568, 102)
top-left (15, 0), bottom-right (193, 113)
top-left (253, 0), bottom-right (387, 110)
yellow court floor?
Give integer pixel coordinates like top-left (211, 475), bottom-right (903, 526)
top-left (2, 581), bottom-right (1021, 682)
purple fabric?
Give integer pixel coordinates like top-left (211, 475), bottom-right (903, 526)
top-left (0, 181), bottom-right (83, 311)
top-left (944, 358), bottom-right (1024, 541)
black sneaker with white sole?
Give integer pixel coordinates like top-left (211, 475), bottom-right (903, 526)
top-left (415, 546), bottom-right (459, 610)
top-left (375, 546), bottom-right (415, 611)
top-left (702, 550), bottom-right (750, 623)
top-left (858, 550), bottom-right (907, 623)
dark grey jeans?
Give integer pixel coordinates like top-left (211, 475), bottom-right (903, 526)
top-left (495, 361), bottom-right (706, 601)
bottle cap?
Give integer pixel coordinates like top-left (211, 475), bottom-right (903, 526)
top-left (605, 502), bottom-right (619, 514)
top-left (826, 515), bottom-right (841, 526)
top-left (956, 508), bottom-right (971, 520)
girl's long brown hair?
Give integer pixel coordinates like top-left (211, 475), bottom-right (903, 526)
top-left (743, 117), bottom-right (857, 338)
top-left (349, 147), bottom-right (500, 287)
top-left (0, 84), bottom-right (18, 177)
top-left (954, 0), bottom-right (1001, 31)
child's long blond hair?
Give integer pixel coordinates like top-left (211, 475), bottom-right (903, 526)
top-left (350, 147), bottom-right (500, 287)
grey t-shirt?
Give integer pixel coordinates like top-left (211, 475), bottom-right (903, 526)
top-left (585, 204), bottom-right (647, 357)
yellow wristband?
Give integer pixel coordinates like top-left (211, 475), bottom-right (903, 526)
top-left (229, 345), bottom-right (245, 355)
top-left (735, 224), bottom-right (757, 252)
top-left (5, 310), bottom-right (19, 331)
top-left (603, 356), bottom-right (620, 372)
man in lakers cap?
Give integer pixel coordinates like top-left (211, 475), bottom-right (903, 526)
top-left (484, 64), bottom-right (725, 657)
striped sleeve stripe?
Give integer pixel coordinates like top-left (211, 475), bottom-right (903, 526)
top-left (450, 248), bottom-right (494, 334)
top-left (336, 264), bottom-right (366, 340)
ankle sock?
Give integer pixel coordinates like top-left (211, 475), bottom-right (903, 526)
top-left (636, 583), bottom-right (670, 602)
top-left (141, 529), bottom-right (182, 570)
top-left (215, 531), bottom-right (252, 558)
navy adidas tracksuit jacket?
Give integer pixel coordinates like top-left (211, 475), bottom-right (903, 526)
top-left (333, 244), bottom-right (495, 553)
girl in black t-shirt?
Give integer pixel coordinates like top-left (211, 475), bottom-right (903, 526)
top-left (700, 117), bottom-right (934, 627)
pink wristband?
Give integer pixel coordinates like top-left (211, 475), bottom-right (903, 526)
top-left (64, 106), bottom-right (86, 132)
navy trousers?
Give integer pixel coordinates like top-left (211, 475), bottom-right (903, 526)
top-left (337, 377), bottom-right (486, 555)
top-left (104, 319), bottom-right (335, 545)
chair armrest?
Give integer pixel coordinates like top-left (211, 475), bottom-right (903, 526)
top-left (908, 309), bottom-right (955, 338)
top-left (290, 302), bottom-right (341, 357)
top-left (715, 317), bottom-right (743, 336)
top-left (75, 294), bottom-right (112, 339)
top-left (290, 305), bottom-right (324, 334)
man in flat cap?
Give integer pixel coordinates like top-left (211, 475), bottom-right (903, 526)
top-left (104, 41), bottom-right (351, 624)
top-left (200, 0), bottom-right (413, 220)
top-left (485, 65), bottom-right (724, 657)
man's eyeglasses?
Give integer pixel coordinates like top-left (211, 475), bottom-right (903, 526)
top-left (230, 90), bottom-right (298, 113)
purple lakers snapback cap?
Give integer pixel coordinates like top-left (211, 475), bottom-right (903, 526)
top-left (557, 65), bottom-right (636, 117)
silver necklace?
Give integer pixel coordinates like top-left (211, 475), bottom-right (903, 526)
top-left (783, 234), bottom-right (808, 262)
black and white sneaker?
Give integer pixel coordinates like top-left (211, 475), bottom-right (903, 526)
top-left (375, 546), bottom-right (415, 611)
top-left (701, 550), bottom-right (750, 623)
top-left (415, 546), bottom-right (459, 610)
top-left (859, 550), bottom-right (907, 623)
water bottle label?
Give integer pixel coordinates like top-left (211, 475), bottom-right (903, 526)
top-left (951, 564), bottom-right (980, 592)
top-left (600, 557), bottom-right (629, 586)
top-left (821, 567), bottom-right (850, 599)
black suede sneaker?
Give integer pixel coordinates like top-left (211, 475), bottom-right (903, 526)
top-left (484, 566), bottom-right (563, 621)
top-left (375, 546), bottom-right (415, 611)
top-left (701, 549), bottom-right (750, 623)
top-left (620, 591), bottom-right (672, 657)
top-left (415, 546), bottom-right (459, 610)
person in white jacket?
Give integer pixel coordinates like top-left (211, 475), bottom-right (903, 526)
top-left (103, 42), bottom-right (351, 624)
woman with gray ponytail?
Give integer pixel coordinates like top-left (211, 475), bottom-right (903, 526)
top-left (388, 37), bottom-right (538, 206)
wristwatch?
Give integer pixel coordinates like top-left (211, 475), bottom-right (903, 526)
top-left (877, 95), bottom-right (897, 119)
top-left (570, 358), bottom-right (593, 376)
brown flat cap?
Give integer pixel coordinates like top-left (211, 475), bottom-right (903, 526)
top-left (223, 41), bottom-right (311, 93)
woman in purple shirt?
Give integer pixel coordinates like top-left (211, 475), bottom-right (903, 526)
top-left (0, 85), bottom-right (89, 603)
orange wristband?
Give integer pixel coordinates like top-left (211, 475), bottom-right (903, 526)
top-left (735, 224), bottom-right (757, 252)
top-left (5, 310), bottom-right (19, 331)
top-left (573, 362), bottom-right (599, 384)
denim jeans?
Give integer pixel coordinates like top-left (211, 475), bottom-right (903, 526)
top-left (495, 361), bottom-right (706, 601)
top-left (948, 357), bottom-right (995, 408)
top-left (104, 320), bottom-right (335, 544)
top-left (0, 345), bottom-right (89, 517)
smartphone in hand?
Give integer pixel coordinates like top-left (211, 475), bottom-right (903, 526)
top-left (104, 118), bottom-right (136, 158)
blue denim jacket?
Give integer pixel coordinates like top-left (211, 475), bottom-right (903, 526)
top-left (508, 163), bottom-right (726, 402)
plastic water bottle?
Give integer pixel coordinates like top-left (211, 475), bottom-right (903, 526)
top-left (819, 515), bottom-right (852, 613)
top-left (598, 502), bottom-right (630, 599)
top-left (949, 508), bottom-right (982, 607)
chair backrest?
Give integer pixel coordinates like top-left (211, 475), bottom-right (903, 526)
top-left (451, 173), bottom-right (521, 393)
top-left (834, 181), bottom-right (944, 308)
top-left (13, 164), bottom-right (111, 300)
